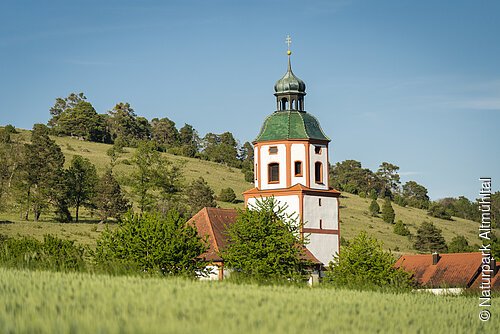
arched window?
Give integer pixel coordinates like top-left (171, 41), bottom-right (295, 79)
top-left (281, 98), bottom-right (288, 110)
top-left (268, 163), bottom-right (279, 183)
top-left (315, 162), bottom-right (323, 184)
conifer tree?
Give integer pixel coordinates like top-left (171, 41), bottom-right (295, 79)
top-left (393, 220), bottom-right (410, 236)
top-left (369, 199), bottom-right (380, 216)
top-left (94, 169), bottom-right (130, 221)
top-left (413, 221), bottom-right (448, 253)
top-left (447, 235), bottom-right (473, 253)
top-left (185, 177), bottom-right (216, 216)
top-left (381, 198), bottom-right (395, 224)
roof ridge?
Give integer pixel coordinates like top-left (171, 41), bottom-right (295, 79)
top-left (306, 113), bottom-right (331, 141)
top-left (286, 111), bottom-right (291, 139)
top-left (255, 113), bottom-right (273, 142)
top-left (298, 111), bottom-right (308, 138)
top-left (203, 208), bottom-right (220, 254)
top-left (402, 252), bottom-right (483, 257)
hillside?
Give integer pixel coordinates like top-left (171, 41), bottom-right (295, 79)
top-left (0, 132), bottom-right (480, 254)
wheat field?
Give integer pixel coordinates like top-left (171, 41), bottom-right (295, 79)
top-left (0, 267), bottom-right (496, 333)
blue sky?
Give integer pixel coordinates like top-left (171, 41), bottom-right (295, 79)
top-left (0, 0), bottom-right (499, 200)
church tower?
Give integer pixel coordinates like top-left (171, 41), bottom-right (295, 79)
top-left (243, 37), bottom-right (340, 266)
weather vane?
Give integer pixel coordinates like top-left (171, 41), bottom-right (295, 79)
top-left (285, 35), bottom-right (292, 55)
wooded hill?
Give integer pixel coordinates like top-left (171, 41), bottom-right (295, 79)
top-left (0, 128), bottom-right (486, 255)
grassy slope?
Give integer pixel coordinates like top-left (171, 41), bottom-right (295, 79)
top-left (1, 267), bottom-right (497, 333)
top-left (0, 132), bottom-right (480, 253)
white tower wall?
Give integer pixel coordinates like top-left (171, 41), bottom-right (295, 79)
top-left (258, 144), bottom-right (287, 190)
top-left (303, 195), bottom-right (339, 230)
top-left (247, 195), bottom-right (300, 221)
top-left (290, 143), bottom-right (306, 186)
top-left (307, 234), bottom-right (339, 266)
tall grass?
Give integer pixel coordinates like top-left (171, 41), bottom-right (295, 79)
top-left (0, 267), bottom-right (497, 333)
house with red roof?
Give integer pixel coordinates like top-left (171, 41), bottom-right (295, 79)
top-left (188, 207), bottom-right (322, 280)
top-left (394, 252), bottom-right (499, 292)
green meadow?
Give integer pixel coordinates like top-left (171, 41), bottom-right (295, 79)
top-left (0, 131), bottom-right (480, 254)
top-left (0, 267), bottom-right (496, 334)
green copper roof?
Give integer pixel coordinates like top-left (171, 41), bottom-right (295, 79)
top-left (255, 111), bottom-right (330, 142)
top-left (274, 58), bottom-right (306, 95)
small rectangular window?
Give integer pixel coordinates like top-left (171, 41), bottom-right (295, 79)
top-left (319, 219), bottom-right (323, 229)
top-left (319, 198), bottom-right (322, 206)
top-left (269, 146), bottom-right (278, 154)
top-left (314, 146), bottom-right (322, 154)
top-left (294, 161), bottom-right (302, 176)
top-left (268, 163), bottom-right (279, 183)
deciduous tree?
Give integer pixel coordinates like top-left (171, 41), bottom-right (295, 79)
top-left (324, 231), bottom-right (412, 289)
top-left (66, 156), bottom-right (98, 222)
top-left (376, 162), bottom-right (401, 196)
top-left (16, 124), bottom-right (65, 221)
top-left (222, 197), bottom-right (309, 282)
top-left (402, 181), bottom-right (430, 209)
top-left (151, 117), bottom-right (179, 150)
top-left (107, 103), bottom-right (150, 146)
top-left (48, 92), bottom-right (86, 127)
top-left (178, 123), bottom-right (199, 157)
top-left (427, 202), bottom-right (452, 220)
top-left (94, 211), bottom-right (207, 276)
top-left (130, 141), bottom-right (162, 213)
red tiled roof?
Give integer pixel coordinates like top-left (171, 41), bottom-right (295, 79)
top-left (188, 207), bottom-right (321, 265)
top-left (243, 184), bottom-right (341, 196)
top-left (189, 207), bottom-right (238, 262)
top-left (470, 262), bottom-right (500, 290)
top-left (394, 253), bottom-right (483, 288)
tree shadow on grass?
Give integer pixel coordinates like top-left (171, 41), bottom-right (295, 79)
top-left (0, 220), bottom-right (14, 225)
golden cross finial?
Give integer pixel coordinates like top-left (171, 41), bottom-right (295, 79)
top-left (285, 35), bottom-right (292, 55)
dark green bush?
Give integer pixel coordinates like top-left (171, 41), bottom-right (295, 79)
top-left (393, 220), bottom-right (410, 236)
top-left (244, 170), bottom-right (254, 183)
top-left (324, 231), bottom-right (412, 290)
top-left (427, 202), bottom-right (452, 220)
top-left (218, 187), bottom-right (237, 203)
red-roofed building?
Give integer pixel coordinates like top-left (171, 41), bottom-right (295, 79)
top-left (394, 252), bottom-right (499, 290)
top-left (188, 207), bottom-right (322, 280)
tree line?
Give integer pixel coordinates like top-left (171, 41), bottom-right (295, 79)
top-left (0, 124), bottom-right (226, 223)
top-left (329, 159), bottom-right (497, 224)
top-left (46, 92), bottom-right (254, 181)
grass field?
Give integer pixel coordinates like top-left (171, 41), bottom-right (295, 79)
top-left (0, 131), bottom-right (481, 254)
top-left (0, 267), bottom-right (497, 334)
